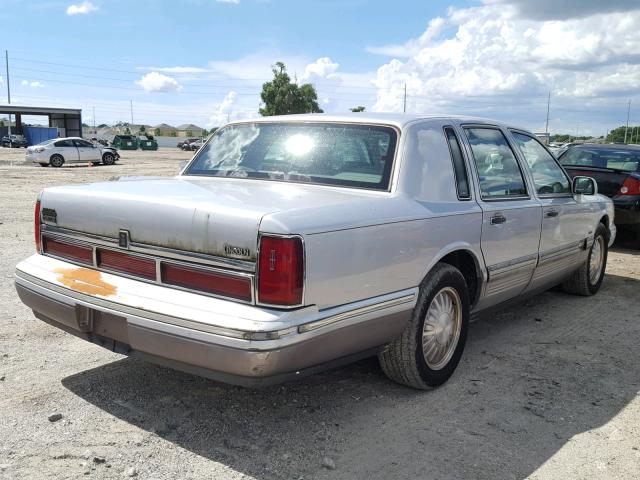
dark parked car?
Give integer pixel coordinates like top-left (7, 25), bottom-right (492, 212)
top-left (1, 134), bottom-right (28, 148)
top-left (177, 138), bottom-right (199, 150)
top-left (559, 144), bottom-right (640, 243)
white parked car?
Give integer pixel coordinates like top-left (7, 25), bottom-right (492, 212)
top-left (25, 137), bottom-right (120, 167)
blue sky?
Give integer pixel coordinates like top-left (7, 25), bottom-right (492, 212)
top-left (1, 0), bottom-right (640, 136)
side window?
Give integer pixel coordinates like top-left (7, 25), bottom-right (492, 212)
top-left (73, 139), bottom-right (93, 148)
top-left (444, 127), bottom-right (470, 199)
top-left (511, 131), bottom-right (571, 195)
top-left (54, 140), bottom-right (73, 148)
top-left (464, 127), bottom-right (527, 199)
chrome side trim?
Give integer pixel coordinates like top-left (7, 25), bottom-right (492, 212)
top-left (298, 294), bottom-right (416, 333)
top-left (41, 224), bottom-right (255, 272)
top-left (538, 240), bottom-right (585, 265)
top-left (487, 253), bottom-right (538, 279)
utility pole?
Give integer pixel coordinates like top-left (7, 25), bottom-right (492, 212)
top-left (403, 83), bottom-right (407, 113)
top-left (545, 91), bottom-right (550, 134)
top-left (130, 100), bottom-right (134, 126)
top-left (92, 106), bottom-right (96, 134)
top-left (5, 50), bottom-right (10, 104)
top-left (624, 100), bottom-right (631, 143)
top-left (5, 50), bottom-right (11, 142)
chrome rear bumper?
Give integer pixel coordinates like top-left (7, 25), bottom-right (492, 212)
top-left (15, 254), bottom-right (415, 386)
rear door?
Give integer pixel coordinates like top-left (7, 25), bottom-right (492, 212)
top-left (462, 126), bottom-right (542, 309)
top-left (73, 139), bottom-right (101, 162)
top-left (510, 131), bottom-right (594, 290)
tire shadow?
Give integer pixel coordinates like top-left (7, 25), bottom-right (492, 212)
top-left (62, 272), bottom-right (640, 480)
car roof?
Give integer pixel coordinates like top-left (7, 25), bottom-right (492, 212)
top-left (569, 143), bottom-right (640, 151)
top-left (226, 112), bottom-right (523, 130)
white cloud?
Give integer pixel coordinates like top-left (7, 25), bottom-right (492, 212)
top-left (135, 72), bottom-right (182, 93)
top-left (66, 1), bottom-right (98, 15)
top-left (369, 1), bottom-right (640, 133)
top-left (207, 91), bottom-right (238, 127)
top-left (300, 57), bottom-right (340, 83)
top-left (21, 80), bottom-right (45, 88)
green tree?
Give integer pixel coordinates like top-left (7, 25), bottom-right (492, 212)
top-left (139, 125), bottom-right (146, 134)
top-left (259, 62), bottom-right (323, 116)
top-left (350, 106), bottom-right (366, 112)
top-left (124, 127), bottom-right (131, 134)
top-left (605, 125), bottom-right (640, 144)
top-left (169, 131), bottom-right (177, 137)
top-left (186, 130), bottom-right (193, 137)
top-left (202, 128), bottom-right (209, 137)
top-left (0, 119), bottom-right (4, 128)
top-left (154, 128), bottom-right (161, 136)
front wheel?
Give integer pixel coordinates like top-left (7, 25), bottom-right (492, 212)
top-left (378, 263), bottom-right (470, 389)
top-left (102, 152), bottom-right (115, 165)
top-left (562, 224), bottom-right (608, 296)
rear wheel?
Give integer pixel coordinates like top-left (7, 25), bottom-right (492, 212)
top-left (378, 263), bottom-right (469, 389)
top-left (49, 154), bottom-right (64, 168)
top-left (102, 152), bottom-right (115, 165)
top-left (562, 224), bottom-right (608, 296)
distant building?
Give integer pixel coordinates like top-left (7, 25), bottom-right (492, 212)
top-left (534, 132), bottom-right (551, 145)
top-left (152, 123), bottom-right (176, 135)
top-left (176, 123), bottom-right (204, 136)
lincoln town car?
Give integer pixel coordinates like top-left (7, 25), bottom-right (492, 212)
top-left (14, 114), bottom-right (615, 389)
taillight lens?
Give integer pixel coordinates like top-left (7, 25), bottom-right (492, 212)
top-left (618, 176), bottom-right (640, 195)
top-left (97, 249), bottom-right (156, 280)
top-left (35, 200), bottom-right (41, 253)
top-left (42, 236), bottom-right (93, 265)
top-left (258, 236), bottom-right (304, 306)
top-left (161, 262), bottom-right (252, 302)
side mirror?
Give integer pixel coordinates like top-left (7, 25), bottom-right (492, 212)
top-left (573, 176), bottom-right (597, 196)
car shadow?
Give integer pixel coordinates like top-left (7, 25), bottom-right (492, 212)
top-left (62, 272), bottom-right (640, 480)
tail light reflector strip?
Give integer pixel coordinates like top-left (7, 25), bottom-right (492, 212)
top-left (42, 236), bottom-right (93, 265)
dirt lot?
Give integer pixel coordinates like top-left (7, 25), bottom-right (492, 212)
top-left (1, 147), bottom-right (639, 480)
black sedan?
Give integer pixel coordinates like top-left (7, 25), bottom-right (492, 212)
top-left (1, 134), bottom-right (28, 148)
top-left (559, 144), bottom-right (640, 244)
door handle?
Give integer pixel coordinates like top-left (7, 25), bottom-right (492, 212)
top-left (544, 210), bottom-right (559, 218)
top-left (490, 214), bottom-right (506, 225)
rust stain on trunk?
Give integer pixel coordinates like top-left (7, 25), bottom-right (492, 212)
top-left (54, 267), bottom-right (117, 297)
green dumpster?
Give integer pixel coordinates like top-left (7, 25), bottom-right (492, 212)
top-left (112, 135), bottom-right (139, 150)
top-left (138, 136), bottom-right (158, 151)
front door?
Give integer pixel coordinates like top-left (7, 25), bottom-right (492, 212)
top-left (73, 139), bottom-right (101, 162)
top-left (510, 131), bottom-right (594, 290)
top-left (462, 126), bottom-right (542, 309)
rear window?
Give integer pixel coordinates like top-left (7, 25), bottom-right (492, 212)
top-left (559, 147), bottom-right (640, 172)
top-left (185, 122), bottom-right (398, 190)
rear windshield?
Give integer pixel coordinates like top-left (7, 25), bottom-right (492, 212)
top-left (559, 147), bottom-right (640, 172)
top-left (185, 122), bottom-right (398, 190)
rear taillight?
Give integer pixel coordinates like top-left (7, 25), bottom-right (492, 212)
top-left (258, 235), bottom-right (304, 307)
top-left (35, 200), bottom-right (42, 253)
top-left (161, 262), bottom-right (252, 302)
top-left (97, 249), bottom-right (156, 280)
top-left (42, 236), bottom-right (93, 265)
top-left (618, 176), bottom-right (640, 195)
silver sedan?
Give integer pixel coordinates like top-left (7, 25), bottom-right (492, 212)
top-left (25, 137), bottom-right (119, 167)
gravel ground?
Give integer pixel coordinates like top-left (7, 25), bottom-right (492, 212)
top-left (1, 147), bottom-right (639, 480)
